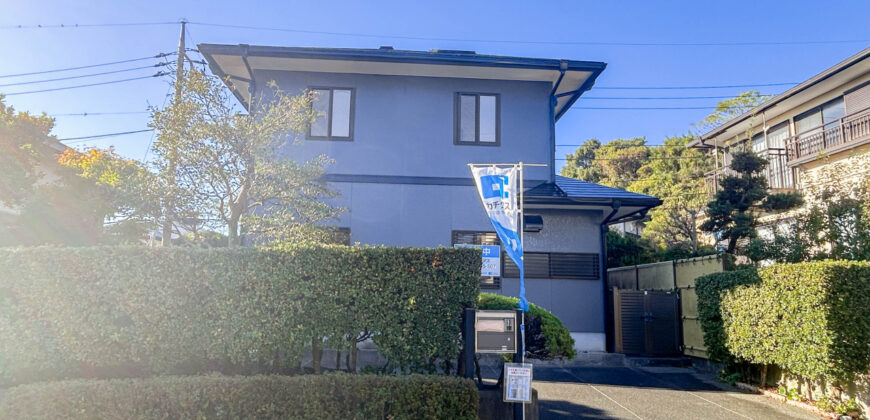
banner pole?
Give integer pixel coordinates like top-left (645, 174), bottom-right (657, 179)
top-left (519, 163), bottom-right (526, 420)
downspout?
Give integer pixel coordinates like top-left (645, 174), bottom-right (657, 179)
top-left (600, 200), bottom-right (621, 353)
top-left (240, 44), bottom-right (257, 111)
top-left (549, 61), bottom-right (568, 183)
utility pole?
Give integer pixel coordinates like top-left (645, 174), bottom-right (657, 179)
top-left (162, 19), bottom-right (186, 246)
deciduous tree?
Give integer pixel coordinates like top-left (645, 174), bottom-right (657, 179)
top-left (150, 70), bottom-right (341, 247)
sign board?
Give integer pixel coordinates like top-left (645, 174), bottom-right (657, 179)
top-left (474, 310), bottom-right (517, 354)
top-left (503, 363), bottom-right (533, 403)
top-left (454, 244), bottom-right (501, 277)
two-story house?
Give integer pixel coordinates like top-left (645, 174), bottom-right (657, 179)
top-left (199, 44), bottom-right (661, 353)
top-left (690, 47), bottom-right (870, 242)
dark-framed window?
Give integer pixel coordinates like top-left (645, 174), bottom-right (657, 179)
top-left (454, 93), bottom-right (500, 146)
top-left (794, 96), bottom-right (845, 136)
top-left (308, 87), bottom-right (354, 141)
top-left (452, 230), bottom-right (501, 289)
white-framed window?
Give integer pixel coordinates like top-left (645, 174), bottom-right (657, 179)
top-left (308, 87), bottom-right (354, 141)
top-left (455, 93), bottom-right (500, 145)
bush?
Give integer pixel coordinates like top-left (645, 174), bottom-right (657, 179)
top-left (694, 269), bottom-right (760, 364)
top-left (0, 374), bottom-right (479, 419)
top-left (721, 261), bottom-right (870, 382)
top-left (478, 293), bottom-right (576, 359)
top-left (0, 245), bottom-right (480, 385)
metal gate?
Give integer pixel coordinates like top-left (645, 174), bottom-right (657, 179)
top-left (613, 289), bottom-right (681, 356)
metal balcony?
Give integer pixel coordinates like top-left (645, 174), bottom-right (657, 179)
top-left (786, 107), bottom-right (870, 166)
top-left (704, 147), bottom-right (794, 197)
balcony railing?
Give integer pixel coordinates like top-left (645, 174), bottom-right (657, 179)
top-left (786, 107), bottom-right (870, 165)
top-left (704, 147), bottom-right (794, 196)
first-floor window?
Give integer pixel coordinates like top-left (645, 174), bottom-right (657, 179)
top-left (308, 87), bottom-right (354, 141)
top-left (452, 230), bottom-right (501, 289)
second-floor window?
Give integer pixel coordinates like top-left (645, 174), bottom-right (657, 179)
top-left (455, 93), bottom-right (500, 145)
top-left (309, 87), bottom-right (354, 141)
top-left (795, 97), bottom-right (845, 137)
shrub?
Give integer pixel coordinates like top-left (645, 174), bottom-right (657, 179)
top-left (694, 269), bottom-right (760, 364)
top-left (478, 293), bottom-right (576, 359)
top-left (0, 245), bottom-right (480, 385)
top-left (0, 374), bottom-right (479, 419)
top-left (721, 261), bottom-right (870, 382)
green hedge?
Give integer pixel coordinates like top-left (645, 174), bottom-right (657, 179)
top-left (721, 261), bottom-right (870, 381)
top-left (0, 245), bottom-right (480, 385)
top-left (0, 374), bottom-right (479, 419)
top-left (478, 293), bottom-right (576, 359)
top-left (694, 269), bottom-right (760, 364)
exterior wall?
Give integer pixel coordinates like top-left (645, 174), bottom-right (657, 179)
top-left (797, 143), bottom-right (870, 196)
top-left (501, 210), bottom-right (606, 352)
top-left (256, 70), bottom-right (553, 181)
top-left (249, 69), bottom-right (609, 350)
top-left (325, 182), bottom-right (492, 247)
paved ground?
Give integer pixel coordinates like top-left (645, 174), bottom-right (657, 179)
top-left (530, 365), bottom-right (818, 420)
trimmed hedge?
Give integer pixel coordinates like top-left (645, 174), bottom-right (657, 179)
top-left (0, 374), bottom-right (479, 419)
top-left (721, 261), bottom-right (870, 381)
top-left (0, 245), bottom-right (480, 385)
top-left (695, 269), bottom-right (760, 364)
top-left (478, 293), bottom-right (576, 359)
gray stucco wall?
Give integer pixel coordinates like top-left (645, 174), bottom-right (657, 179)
top-left (249, 69), bottom-right (605, 335)
top-left (255, 70), bottom-right (552, 181)
top-left (325, 182), bottom-right (493, 247)
top-left (501, 210), bottom-right (605, 333)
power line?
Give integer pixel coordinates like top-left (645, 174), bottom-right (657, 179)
top-left (0, 63), bottom-right (169, 88)
top-left (3, 72), bottom-right (169, 96)
top-left (186, 22), bottom-right (869, 47)
top-left (58, 129), bottom-right (154, 143)
top-left (0, 22), bottom-right (177, 30)
top-left (595, 82), bottom-right (797, 90)
top-left (0, 53), bottom-right (174, 79)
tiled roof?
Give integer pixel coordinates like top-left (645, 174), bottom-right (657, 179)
top-left (526, 176), bottom-right (659, 202)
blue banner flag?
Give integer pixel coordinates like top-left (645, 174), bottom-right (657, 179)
top-left (470, 166), bottom-right (529, 312)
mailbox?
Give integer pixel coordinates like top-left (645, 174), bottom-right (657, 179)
top-left (475, 310), bottom-right (517, 353)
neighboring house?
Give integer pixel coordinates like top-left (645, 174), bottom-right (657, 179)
top-left (200, 44), bottom-right (661, 352)
top-left (690, 47), bottom-right (870, 241)
top-left (611, 219), bottom-right (645, 237)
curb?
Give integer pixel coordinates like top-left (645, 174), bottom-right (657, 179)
top-left (735, 381), bottom-right (842, 419)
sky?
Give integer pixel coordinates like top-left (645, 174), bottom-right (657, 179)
top-left (2, 0), bottom-right (869, 173)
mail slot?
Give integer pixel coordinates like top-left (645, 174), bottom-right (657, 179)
top-left (475, 310), bottom-right (517, 354)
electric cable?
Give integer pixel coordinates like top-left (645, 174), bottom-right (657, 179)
top-left (4, 72), bottom-right (169, 96)
top-left (0, 53), bottom-right (174, 79)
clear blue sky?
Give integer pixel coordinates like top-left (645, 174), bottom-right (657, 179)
top-left (2, 1), bottom-right (869, 172)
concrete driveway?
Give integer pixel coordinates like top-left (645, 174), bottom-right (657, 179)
top-left (532, 365), bottom-right (818, 420)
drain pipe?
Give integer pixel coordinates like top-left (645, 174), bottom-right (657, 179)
top-left (600, 200), bottom-right (621, 353)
